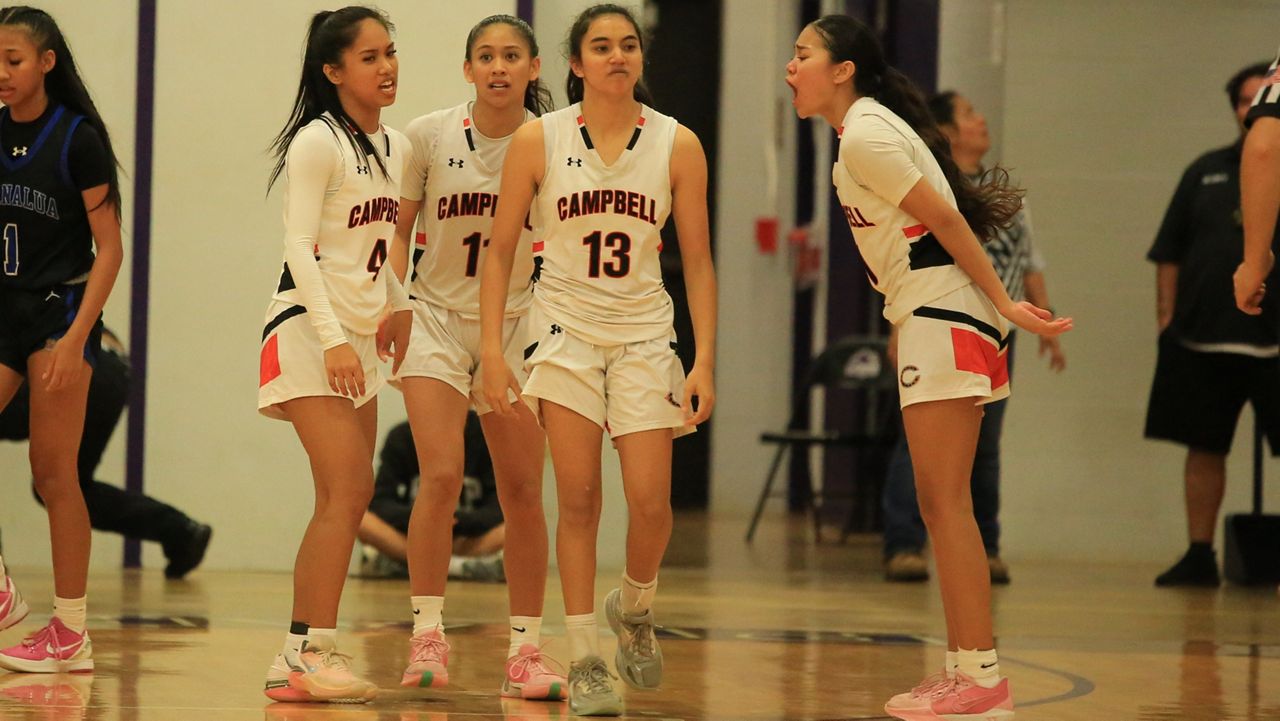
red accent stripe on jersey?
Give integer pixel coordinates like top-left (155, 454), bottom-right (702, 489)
top-left (463, 117), bottom-right (471, 127)
top-left (415, 232), bottom-right (427, 247)
top-left (902, 224), bottom-right (927, 239)
top-left (951, 327), bottom-right (1009, 389)
top-left (637, 116), bottom-right (646, 126)
top-left (657, 242), bottom-right (663, 252)
top-left (577, 115), bottom-right (585, 126)
top-left (532, 241), bottom-right (545, 252)
top-left (260, 334), bottom-right (282, 387)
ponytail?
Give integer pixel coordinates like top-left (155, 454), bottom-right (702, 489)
top-left (0, 6), bottom-right (122, 217)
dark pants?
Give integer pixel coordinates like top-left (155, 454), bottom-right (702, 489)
top-left (882, 335), bottom-right (1014, 558)
top-left (1, 347), bottom-right (194, 549)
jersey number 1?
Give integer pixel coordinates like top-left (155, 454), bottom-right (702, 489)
top-left (462, 232), bottom-right (489, 278)
top-left (2, 223), bottom-right (16, 276)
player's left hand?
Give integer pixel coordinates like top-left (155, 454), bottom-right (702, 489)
top-left (378, 309), bottom-right (412, 375)
top-left (1000, 300), bottom-right (1073, 337)
top-left (1038, 335), bottom-right (1066, 373)
top-left (682, 363), bottom-right (716, 426)
top-left (43, 335), bottom-right (86, 392)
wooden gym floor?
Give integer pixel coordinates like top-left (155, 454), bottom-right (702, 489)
top-left (0, 511), bottom-right (1277, 720)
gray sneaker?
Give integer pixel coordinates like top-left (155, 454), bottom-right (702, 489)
top-left (452, 551), bottom-right (505, 583)
top-left (604, 587), bottom-right (662, 689)
top-left (567, 655), bottom-right (623, 716)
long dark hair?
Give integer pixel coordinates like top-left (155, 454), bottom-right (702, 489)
top-left (269, 7), bottom-right (395, 191)
top-left (564, 4), bottom-right (654, 106)
top-left (811, 15), bottom-right (1022, 242)
top-left (0, 6), bottom-right (121, 216)
top-left (466, 15), bottom-right (554, 116)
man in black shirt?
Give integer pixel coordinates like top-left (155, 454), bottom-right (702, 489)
top-left (357, 414), bottom-right (506, 581)
top-left (1147, 61), bottom-right (1280, 587)
top-left (0, 328), bottom-right (211, 579)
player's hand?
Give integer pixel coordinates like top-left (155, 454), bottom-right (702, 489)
top-left (1234, 252), bottom-right (1274, 315)
top-left (43, 335), bottom-right (86, 392)
top-left (378, 309), bottom-right (412, 375)
top-left (324, 342), bottom-right (365, 397)
top-left (683, 363), bottom-right (716, 426)
top-left (999, 300), bottom-right (1072, 337)
top-left (481, 352), bottom-right (523, 418)
top-left (1038, 335), bottom-right (1066, 373)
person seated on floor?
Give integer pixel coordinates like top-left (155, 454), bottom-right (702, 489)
top-left (357, 413), bottom-right (505, 581)
top-left (0, 327), bottom-right (211, 579)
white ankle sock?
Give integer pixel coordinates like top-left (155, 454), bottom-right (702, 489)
top-left (308, 627), bottom-right (337, 651)
top-left (620, 571), bottom-right (657, 614)
top-left (53, 596), bottom-right (86, 633)
top-left (956, 648), bottom-right (1000, 688)
top-left (509, 616), bottom-right (541, 658)
top-left (565, 613), bottom-right (599, 661)
top-left (946, 650), bottom-right (959, 677)
top-left (412, 595), bottom-right (444, 636)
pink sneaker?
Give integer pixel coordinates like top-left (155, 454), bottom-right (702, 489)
top-left (0, 576), bottom-right (28, 632)
top-left (0, 618), bottom-right (94, 674)
top-left (401, 628), bottom-right (449, 688)
top-left (501, 644), bottom-right (567, 700)
top-left (885, 672), bottom-right (1014, 720)
top-left (264, 644), bottom-right (378, 703)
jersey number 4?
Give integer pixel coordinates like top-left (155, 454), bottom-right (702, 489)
top-left (583, 230), bottom-right (631, 278)
top-left (367, 238), bottom-right (388, 281)
top-left (2, 223), bottom-right (17, 276)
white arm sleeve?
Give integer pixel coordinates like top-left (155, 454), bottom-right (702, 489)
top-left (283, 125), bottom-right (347, 349)
top-left (841, 117), bottom-right (924, 206)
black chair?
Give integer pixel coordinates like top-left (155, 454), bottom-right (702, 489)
top-left (745, 335), bottom-right (898, 543)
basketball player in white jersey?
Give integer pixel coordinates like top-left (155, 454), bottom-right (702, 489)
top-left (256, 7), bottom-right (412, 704)
top-left (386, 14), bottom-right (567, 701)
top-left (479, 4), bottom-right (717, 716)
top-left (788, 15), bottom-right (1072, 721)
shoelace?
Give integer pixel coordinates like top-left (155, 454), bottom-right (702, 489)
top-left (627, 617), bottom-right (657, 658)
top-left (575, 661), bottom-right (617, 696)
top-left (509, 644), bottom-right (566, 679)
top-left (314, 648), bottom-right (357, 672)
top-left (21, 623), bottom-right (64, 657)
top-left (410, 633), bottom-right (450, 664)
top-left (910, 671), bottom-right (951, 697)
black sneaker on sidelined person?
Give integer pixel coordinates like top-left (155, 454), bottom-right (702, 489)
top-left (1155, 544), bottom-right (1220, 587)
top-left (163, 521), bottom-right (212, 580)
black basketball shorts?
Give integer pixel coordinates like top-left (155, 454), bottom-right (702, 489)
top-left (0, 282), bottom-right (103, 375)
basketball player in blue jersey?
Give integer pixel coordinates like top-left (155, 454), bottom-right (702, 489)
top-left (0, 6), bottom-right (122, 674)
top-left (386, 15), bottom-right (567, 700)
top-left (788, 15), bottom-right (1071, 720)
top-left (256, 7), bottom-right (412, 704)
top-left (480, 5), bottom-right (717, 716)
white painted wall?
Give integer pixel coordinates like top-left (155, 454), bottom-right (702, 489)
top-left (977, 0), bottom-right (1280, 562)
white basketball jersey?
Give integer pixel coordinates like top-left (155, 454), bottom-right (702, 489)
top-left (274, 115), bottom-right (409, 337)
top-left (406, 102), bottom-right (535, 317)
top-left (832, 97), bottom-right (972, 325)
top-left (533, 103), bottom-right (676, 346)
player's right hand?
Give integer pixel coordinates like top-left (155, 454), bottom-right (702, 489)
top-left (324, 342), bottom-right (365, 397)
top-left (1234, 252), bottom-right (1274, 315)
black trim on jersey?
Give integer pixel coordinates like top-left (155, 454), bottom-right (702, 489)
top-left (464, 126), bottom-right (476, 152)
top-left (578, 124), bottom-right (594, 150)
top-left (625, 125), bottom-right (643, 151)
top-left (277, 263), bottom-right (296, 294)
top-left (523, 341), bottom-right (538, 360)
top-left (911, 306), bottom-right (1008, 349)
top-left (262, 304), bottom-right (308, 341)
top-left (907, 232), bottom-right (955, 271)
top-left (383, 130), bottom-right (391, 157)
top-left (0, 105), bottom-right (64, 173)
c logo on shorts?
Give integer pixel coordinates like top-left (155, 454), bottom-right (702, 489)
top-left (900, 365), bottom-right (921, 388)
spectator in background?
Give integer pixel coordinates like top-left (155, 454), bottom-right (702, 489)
top-left (1151, 61), bottom-right (1278, 587)
top-left (358, 414), bottom-right (505, 582)
top-left (881, 91), bottom-right (1065, 584)
top-left (0, 328), bottom-right (212, 579)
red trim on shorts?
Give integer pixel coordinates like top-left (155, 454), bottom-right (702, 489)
top-left (950, 327), bottom-right (1008, 389)
top-left (260, 334), bottom-right (282, 387)
top-left (902, 224), bottom-right (928, 239)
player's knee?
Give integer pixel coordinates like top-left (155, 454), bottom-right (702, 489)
top-left (29, 451), bottom-right (78, 502)
top-left (419, 468), bottom-right (465, 504)
top-left (558, 489), bottom-right (602, 527)
top-left (627, 495), bottom-right (671, 529)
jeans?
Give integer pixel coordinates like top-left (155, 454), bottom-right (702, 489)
top-left (882, 334), bottom-right (1015, 558)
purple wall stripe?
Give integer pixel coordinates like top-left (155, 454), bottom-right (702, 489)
top-left (124, 0), bottom-right (157, 569)
top-left (517, 0), bottom-right (534, 25)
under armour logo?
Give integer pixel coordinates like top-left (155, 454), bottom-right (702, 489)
top-left (550, 324), bottom-right (563, 335)
top-left (11, 146), bottom-right (26, 157)
top-left (567, 157), bottom-right (582, 167)
top-left (449, 158), bottom-right (464, 168)
top-left (355, 165), bottom-right (370, 175)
